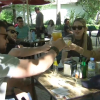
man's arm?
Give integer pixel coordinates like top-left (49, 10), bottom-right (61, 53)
top-left (66, 29), bottom-right (73, 34)
top-left (10, 38), bottom-right (65, 78)
top-left (8, 44), bottom-right (51, 57)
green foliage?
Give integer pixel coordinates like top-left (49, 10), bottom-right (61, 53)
top-left (76, 0), bottom-right (100, 24)
top-left (55, 25), bottom-right (64, 30)
top-left (69, 10), bottom-right (75, 25)
top-left (0, 9), bottom-right (13, 23)
top-left (44, 20), bottom-right (49, 25)
top-left (69, 10), bottom-right (86, 25)
top-left (0, 4), bottom-right (53, 23)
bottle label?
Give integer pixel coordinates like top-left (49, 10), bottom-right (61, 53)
top-left (53, 60), bottom-right (58, 66)
top-left (88, 62), bottom-right (95, 77)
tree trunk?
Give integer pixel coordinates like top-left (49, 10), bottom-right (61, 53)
top-left (12, 5), bottom-right (16, 24)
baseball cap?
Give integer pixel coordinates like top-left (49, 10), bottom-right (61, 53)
top-left (82, 75), bottom-right (100, 89)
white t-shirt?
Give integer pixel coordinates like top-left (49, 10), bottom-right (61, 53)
top-left (47, 25), bottom-right (55, 35)
top-left (0, 54), bottom-right (19, 100)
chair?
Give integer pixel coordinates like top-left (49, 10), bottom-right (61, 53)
top-left (88, 26), bottom-right (97, 37)
top-left (91, 30), bottom-right (100, 46)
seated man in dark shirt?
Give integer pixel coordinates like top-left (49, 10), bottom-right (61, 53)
top-left (64, 18), bottom-right (73, 36)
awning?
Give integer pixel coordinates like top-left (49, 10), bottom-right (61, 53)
top-left (0, 0), bottom-right (52, 5)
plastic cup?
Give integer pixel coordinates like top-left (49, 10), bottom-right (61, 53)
top-left (52, 30), bottom-right (62, 41)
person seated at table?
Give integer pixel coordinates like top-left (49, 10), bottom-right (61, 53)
top-left (64, 18), bottom-right (73, 36)
top-left (6, 23), bottom-right (35, 54)
top-left (6, 23), bottom-right (49, 57)
top-left (0, 19), bottom-right (66, 100)
top-left (62, 18), bottom-right (93, 63)
top-left (4, 22), bottom-right (53, 99)
top-left (16, 16), bottom-right (29, 40)
top-left (47, 19), bottom-right (55, 38)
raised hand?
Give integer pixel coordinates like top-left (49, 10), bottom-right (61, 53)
top-left (64, 43), bottom-right (77, 51)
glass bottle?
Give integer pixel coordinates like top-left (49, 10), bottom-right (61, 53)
top-left (75, 64), bottom-right (82, 79)
top-left (81, 57), bottom-right (87, 78)
top-left (53, 58), bottom-right (58, 76)
top-left (88, 57), bottom-right (95, 78)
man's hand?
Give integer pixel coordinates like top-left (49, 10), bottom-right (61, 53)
top-left (40, 43), bottom-right (51, 53)
top-left (64, 43), bottom-right (77, 51)
top-left (52, 38), bottom-right (66, 51)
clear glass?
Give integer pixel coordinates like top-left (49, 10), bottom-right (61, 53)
top-left (52, 30), bottom-right (62, 41)
top-left (63, 37), bottom-right (71, 45)
top-left (53, 65), bottom-right (58, 76)
top-left (63, 37), bottom-right (72, 51)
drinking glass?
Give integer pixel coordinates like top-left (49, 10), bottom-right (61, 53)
top-left (63, 37), bottom-right (72, 51)
top-left (53, 65), bottom-right (58, 76)
top-left (63, 37), bottom-right (72, 45)
top-left (52, 30), bottom-right (62, 41)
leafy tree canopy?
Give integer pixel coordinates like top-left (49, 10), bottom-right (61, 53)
top-left (76, 0), bottom-right (100, 24)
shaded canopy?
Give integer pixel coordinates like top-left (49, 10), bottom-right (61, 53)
top-left (0, 0), bottom-right (51, 5)
top-left (0, 2), bottom-right (7, 7)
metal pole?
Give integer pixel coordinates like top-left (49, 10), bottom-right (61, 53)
top-left (26, 0), bottom-right (29, 27)
top-left (23, 2), bottom-right (25, 23)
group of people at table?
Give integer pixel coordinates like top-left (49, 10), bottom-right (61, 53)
top-left (0, 7), bottom-right (100, 99)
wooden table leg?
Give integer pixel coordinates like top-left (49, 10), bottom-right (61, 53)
top-left (31, 77), bottom-right (38, 100)
top-left (50, 95), bottom-right (53, 100)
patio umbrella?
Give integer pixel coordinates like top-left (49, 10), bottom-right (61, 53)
top-left (1, 0), bottom-right (55, 25)
top-left (1, 0), bottom-right (51, 5)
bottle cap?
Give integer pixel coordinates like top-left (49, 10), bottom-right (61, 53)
top-left (90, 57), bottom-right (94, 61)
top-left (53, 58), bottom-right (58, 66)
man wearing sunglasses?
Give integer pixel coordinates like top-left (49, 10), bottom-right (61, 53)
top-left (16, 16), bottom-right (29, 40)
top-left (0, 20), bottom-right (66, 99)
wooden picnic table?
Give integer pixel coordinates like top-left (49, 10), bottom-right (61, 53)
top-left (33, 70), bottom-right (100, 100)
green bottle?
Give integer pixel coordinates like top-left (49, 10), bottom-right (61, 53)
top-left (81, 58), bottom-right (87, 78)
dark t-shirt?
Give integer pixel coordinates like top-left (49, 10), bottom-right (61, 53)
top-left (64, 25), bottom-right (71, 36)
top-left (67, 35), bottom-right (93, 58)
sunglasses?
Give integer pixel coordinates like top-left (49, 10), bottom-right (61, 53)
top-left (7, 30), bottom-right (19, 35)
top-left (72, 26), bottom-right (85, 30)
top-left (0, 33), bottom-right (8, 39)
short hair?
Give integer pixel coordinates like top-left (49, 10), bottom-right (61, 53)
top-left (35, 7), bottom-right (40, 11)
top-left (17, 16), bottom-right (23, 21)
top-left (0, 20), bottom-right (7, 30)
top-left (7, 23), bottom-right (14, 30)
top-left (64, 18), bottom-right (69, 24)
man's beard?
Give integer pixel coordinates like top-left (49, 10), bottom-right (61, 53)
top-left (8, 37), bottom-right (16, 44)
top-left (0, 48), bottom-right (6, 54)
